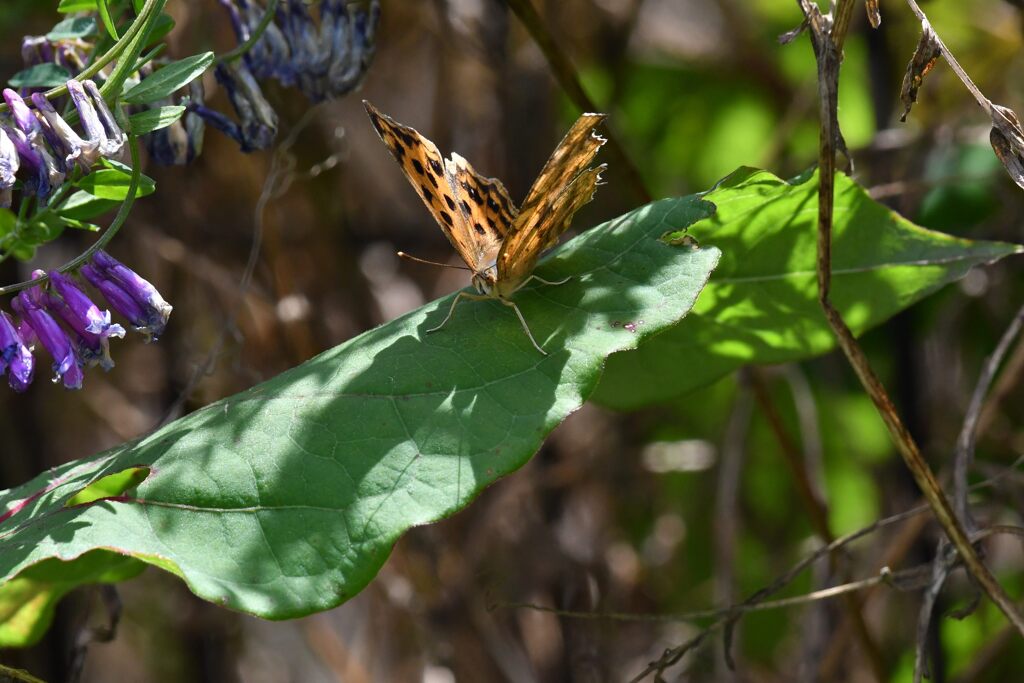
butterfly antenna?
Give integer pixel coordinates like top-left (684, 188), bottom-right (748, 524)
top-left (397, 252), bottom-right (472, 271)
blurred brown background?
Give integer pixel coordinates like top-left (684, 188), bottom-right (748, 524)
top-left (2, 0), bottom-right (1024, 681)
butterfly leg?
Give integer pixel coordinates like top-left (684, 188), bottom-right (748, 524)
top-left (500, 298), bottom-right (548, 356)
top-left (426, 291), bottom-right (490, 334)
top-left (525, 274), bottom-right (571, 287)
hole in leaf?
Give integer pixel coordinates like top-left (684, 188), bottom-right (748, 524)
top-left (64, 467), bottom-right (151, 507)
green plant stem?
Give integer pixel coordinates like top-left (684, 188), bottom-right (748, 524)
top-left (217, 0), bottom-right (280, 65)
top-left (749, 371), bottom-right (888, 681)
top-left (99, 0), bottom-right (169, 101)
top-left (799, 0), bottom-right (1024, 638)
top-left (503, 0), bottom-right (652, 204)
top-left (0, 0), bottom-right (165, 115)
top-left (0, 663), bottom-right (45, 683)
top-left (0, 135), bottom-right (141, 296)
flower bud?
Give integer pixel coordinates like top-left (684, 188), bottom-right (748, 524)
top-left (0, 310), bottom-right (33, 392)
top-left (13, 281), bottom-right (83, 390)
top-left (84, 252), bottom-right (172, 341)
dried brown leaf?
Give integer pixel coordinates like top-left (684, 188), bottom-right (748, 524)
top-left (899, 27), bottom-right (942, 122)
top-left (990, 104), bottom-right (1024, 190)
top-left (866, 0), bottom-right (881, 28)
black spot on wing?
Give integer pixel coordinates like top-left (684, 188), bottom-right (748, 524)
top-left (429, 159), bottom-right (443, 176)
top-left (411, 159), bottom-right (424, 175)
top-left (440, 211), bottom-right (454, 226)
top-left (459, 200), bottom-right (471, 214)
top-left (420, 184), bottom-right (434, 202)
top-left (461, 182), bottom-right (483, 205)
top-left (444, 195), bottom-right (456, 210)
top-left (474, 222), bottom-right (486, 235)
top-left (396, 130), bottom-right (416, 147)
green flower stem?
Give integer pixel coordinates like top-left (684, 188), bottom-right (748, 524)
top-left (99, 0), bottom-right (169, 102)
top-left (0, 0), bottom-right (166, 115)
top-left (216, 0), bottom-right (280, 65)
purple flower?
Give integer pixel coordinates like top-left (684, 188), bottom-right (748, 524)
top-left (12, 284), bottom-right (83, 390)
top-left (219, 0), bottom-right (249, 44)
top-left (83, 251), bottom-right (172, 341)
top-left (32, 141), bottom-right (64, 195)
top-left (67, 79), bottom-right (125, 162)
top-left (55, 43), bottom-right (88, 75)
top-left (80, 264), bottom-right (145, 326)
top-left (31, 91), bottom-right (95, 171)
top-left (281, 0), bottom-right (323, 96)
top-left (211, 60), bottom-right (278, 152)
top-left (19, 35), bottom-right (85, 83)
top-left (0, 311), bottom-right (33, 392)
top-left (0, 127), bottom-right (19, 208)
top-left (3, 90), bottom-right (66, 196)
top-left (21, 37), bottom-right (53, 69)
top-left (221, 0), bottom-right (298, 85)
top-left (244, 3), bottom-right (293, 84)
top-left (143, 79), bottom-right (206, 166)
top-left (4, 126), bottom-right (50, 199)
top-left (47, 270), bottom-right (125, 370)
top-left (4, 88), bottom-right (41, 138)
top-left (82, 80), bottom-right (126, 159)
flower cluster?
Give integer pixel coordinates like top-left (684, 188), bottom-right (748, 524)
top-left (147, 0), bottom-right (379, 160)
top-left (21, 33), bottom-right (91, 86)
top-left (0, 80), bottom-right (126, 207)
top-left (0, 251), bottom-right (171, 392)
top-left (227, 0), bottom-right (380, 103)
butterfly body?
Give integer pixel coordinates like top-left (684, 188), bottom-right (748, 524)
top-left (364, 101), bottom-right (606, 354)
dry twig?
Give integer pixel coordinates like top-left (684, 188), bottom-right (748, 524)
top-left (797, 0), bottom-right (1024, 639)
top-left (503, 0), bottom-right (652, 203)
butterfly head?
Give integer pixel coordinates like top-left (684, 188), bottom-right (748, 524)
top-left (471, 267), bottom-right (498, 296)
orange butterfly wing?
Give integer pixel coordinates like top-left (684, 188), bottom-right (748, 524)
top-left (365, 101), bottom-right (515, 272)
top-left (497, 113), bottom-right (607, 285)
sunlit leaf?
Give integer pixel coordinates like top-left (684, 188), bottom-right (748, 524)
top-left (57, 0), bottom-right (98, 12)
top-left (46, 16), bottom-right (97, 41)
top-left (121, 52), bottom-right (213, 105)
top-left (128, 105), bottom-right (185, 135)
top-left (0, 198), bottom-right (720, 633)
top-left (594, 167), bottom-right (1021, 409)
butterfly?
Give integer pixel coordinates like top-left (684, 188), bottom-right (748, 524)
top-left (364, 101), bottom-right (607, 355)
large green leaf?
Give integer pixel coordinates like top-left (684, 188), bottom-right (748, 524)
top-left (0, 552), bottom-right (144, 647)
top-left (593, 167), bottom-right (1022, 409)
top-left (0, 198), bottom-right (720, 640)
